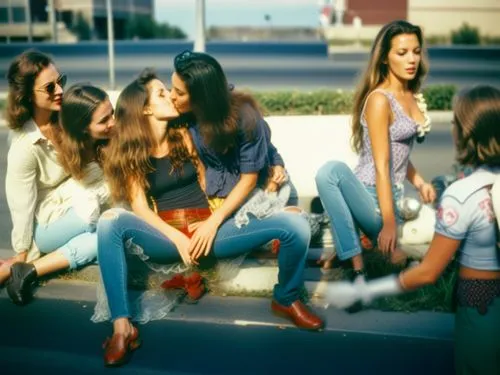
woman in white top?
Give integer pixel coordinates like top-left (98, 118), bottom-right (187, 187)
top-left (1, 50), bottom-right (114, 305)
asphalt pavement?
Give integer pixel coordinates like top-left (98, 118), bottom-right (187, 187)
top-left (0, 285), bottom-right (455, 375)
top-left (1, 47), bottom-right (499, 91)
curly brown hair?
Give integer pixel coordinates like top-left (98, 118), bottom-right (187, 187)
top-left (351, 20), bottom-right (428, 153)
top-left (102, 69), bottom-right (196, 204)
top-left (453, 85), bottom-right (500, 167)
top-left (6, 49), bottom-right (58, 130)
top-left (56, 84), bottom-right (109, 180)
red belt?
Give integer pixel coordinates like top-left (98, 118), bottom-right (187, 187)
top-left (158, 208), bottom-right (212, 238)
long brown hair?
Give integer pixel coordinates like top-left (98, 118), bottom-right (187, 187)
top-left (56, 84), bottom-right (109, 180)
top-left (351, 20), bottom-right (428, 153)
top-left (453, 85), bottom-right (500, 167)
top-left (103, 69), bottom-right (195, 204)
top-left (174, 51), bottom-right (261, 153)
top-left (6, 49), bottom-right (58, 130)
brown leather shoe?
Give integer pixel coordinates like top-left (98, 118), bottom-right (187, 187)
top-left (271, 300), bottom-right (324, 331)
top-left (103, 326), bottom-right (141, 367)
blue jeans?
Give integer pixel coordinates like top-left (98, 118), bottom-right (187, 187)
top-left (97, 208), bottom-right (310, 321)
top-left (315, 160), bottom-right (402, 261)
top-left (34, 208), bottom-right (98, 269)
top-left (287, 178), bottom-right (299, 206)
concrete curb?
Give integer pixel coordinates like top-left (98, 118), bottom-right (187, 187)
top-left (0, 278), bottom-right (454, 341)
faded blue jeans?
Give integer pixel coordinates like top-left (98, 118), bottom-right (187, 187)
top-left (97, 208), bottom-right (310, 321)
top-left (315, 160), bottom-right (403, 261)
top-left (34, 208), bottom-right (98, 269)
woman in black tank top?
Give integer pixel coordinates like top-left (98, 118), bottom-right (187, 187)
top-left (95, 67), bottom-right (324, 367)
top-left (97, 69), bottom-right (211, 366)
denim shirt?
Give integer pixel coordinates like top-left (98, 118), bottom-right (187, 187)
top-left (435, 167), bottom-right (500, 271)
top-left (190, 114), bottom-right (272, 198)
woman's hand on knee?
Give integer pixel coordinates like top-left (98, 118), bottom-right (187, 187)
top-left (172, 233), bottom-right (194, 266)
top-left (188, 218), bottom-right (220, 261)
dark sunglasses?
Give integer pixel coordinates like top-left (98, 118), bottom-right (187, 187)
top-left (35, 74), bottom-right (67, 95)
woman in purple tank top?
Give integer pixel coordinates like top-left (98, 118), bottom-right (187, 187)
top-left (315, 20), bottom-right (436, 310)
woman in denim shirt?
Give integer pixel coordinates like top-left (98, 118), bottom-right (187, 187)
top-left (170, 51), bottom-right (323, 331)
top-left (315, 21), bottom-right (435, 290)
top-left (326, 85), bottom-right (500, 375)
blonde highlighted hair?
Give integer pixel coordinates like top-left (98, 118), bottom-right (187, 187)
top-left (351, 20), bottom-right (428, 153)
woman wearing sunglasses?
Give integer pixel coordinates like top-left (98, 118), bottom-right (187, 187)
top-left (170, 51), bottom-right (324, 331)
top-left (1, 50), bottom-right (114, 305)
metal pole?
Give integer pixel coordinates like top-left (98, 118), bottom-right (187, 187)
top-left (7, 0), bottom-right (12, 44)
top-left (194, 0), bottom-right (206, 52)
top-left (48, 0), bottom-right (57, 43)
top-left (106, 0), bottom-right (115, 90)
top-left (26, 0), bottom-right (33, 43)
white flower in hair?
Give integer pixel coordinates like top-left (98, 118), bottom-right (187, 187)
top-left (414, 92), bottom-right (431, 138)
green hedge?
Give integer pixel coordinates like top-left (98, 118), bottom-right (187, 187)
top-left (0, 84), bottom-right (455, 118)
top-left (422, 85), bottom-right (456, 110)
top-left (251, 84), bottom-right (456, 115)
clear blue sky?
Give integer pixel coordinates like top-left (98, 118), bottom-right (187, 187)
top-left (154, 0), bottom-right (322, 39)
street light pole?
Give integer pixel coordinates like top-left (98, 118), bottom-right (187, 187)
top-left (48, 0), bottom-right (58, 43)
top-left (194, 0), bottom-right (206, 52)
top-left (26, 0), bottom-right (33, 43)
top-left (106, 0), bottom-right (116, 90)
top-left (7, 0), bottom-right (12, 44)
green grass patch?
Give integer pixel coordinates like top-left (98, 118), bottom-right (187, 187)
top-left (361, 251), bottom-right (457, 313)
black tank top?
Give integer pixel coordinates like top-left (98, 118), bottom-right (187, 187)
top-left (146, 156), bottom-right (208, 211)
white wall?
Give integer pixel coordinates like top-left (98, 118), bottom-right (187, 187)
top-left (408, 0), bottom-right (500, 37)
top-left (108, 91), bottom-right (360, 210)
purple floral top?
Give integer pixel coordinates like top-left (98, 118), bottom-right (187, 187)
top-left (354, 89), bottom-right (418, 186)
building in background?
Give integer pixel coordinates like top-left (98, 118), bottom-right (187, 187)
top-left (0, 0), bottom-right (154, 42)
top-left (408, 0), bottom-right (500, 38)
top-left (320, 0), bottom-right (500, 42)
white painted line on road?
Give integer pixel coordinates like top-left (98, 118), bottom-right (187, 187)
top-left (233, 319), bottom-right (291, 328)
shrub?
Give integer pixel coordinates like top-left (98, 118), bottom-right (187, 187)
top-left (451, 23), bottom-right (480, 45)
top-left (0, 85), bottom-right (455, 118)
top-left (125, 15), bottom-right (186, 40)
top-left (72, 12), bottom-right (92, 41)
top-left (253, 90), bottom-right (353, 116)
top-left (249, 85), bottom-right (455, 115)
top-left (482, 35), bottom-right (500, 45)
top-left (422, 85), bottom-right (457, 111)
top-left (425, 35), bottom-right (449, 46)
